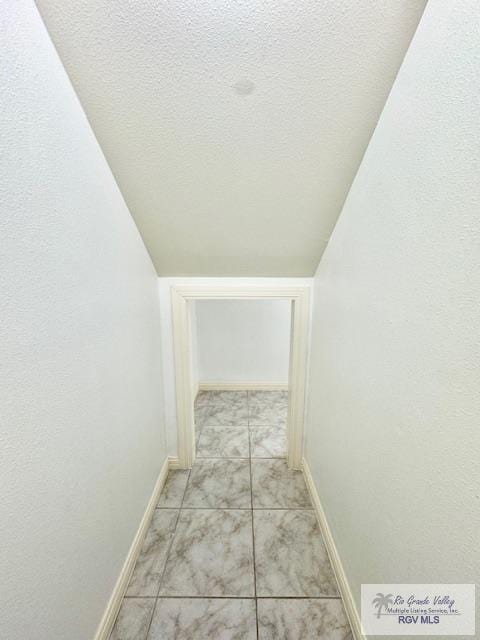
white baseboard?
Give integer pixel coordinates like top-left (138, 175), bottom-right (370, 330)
top-left (302, 458), bottom-right (363, 640)
top-left (167, 455), bottom-right (182, 470)
top-left (198, 381), bottom-right (288, 391)
top-left (94, 457), bottom-right (170, 640)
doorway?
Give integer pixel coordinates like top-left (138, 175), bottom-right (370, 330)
top-left (171, 284), bottom-right (310, 469)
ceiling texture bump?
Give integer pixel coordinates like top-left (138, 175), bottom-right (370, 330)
top-left (36, 0), bottom-right (427, 276)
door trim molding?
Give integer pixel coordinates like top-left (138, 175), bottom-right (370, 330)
top-left (171, 285), bottom-right (311, 469)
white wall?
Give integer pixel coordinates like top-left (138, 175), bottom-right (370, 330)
top-left (195, 299), bottom-right (291, 384)
top-left (158, 278), bottom-right (311, 457)
top-left (305, 0), bottom-right (480, 628)
top-left (0, 5), bottom-right (166, 640)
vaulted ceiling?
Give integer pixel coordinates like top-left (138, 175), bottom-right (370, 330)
top-left (36, 0), bottom-right (426, 276)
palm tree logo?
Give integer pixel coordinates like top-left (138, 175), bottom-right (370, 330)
top-left (372, 593), bottom-right (394, 618)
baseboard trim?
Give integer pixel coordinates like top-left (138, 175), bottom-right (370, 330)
top-left (94, 457), bottom-right (170, 640)
top-left (302, 458), bottom-right (363, 640)
top-left (198, 381), bottom-right (288, 391)
top-left (167, 455), bottom-right (182, 470)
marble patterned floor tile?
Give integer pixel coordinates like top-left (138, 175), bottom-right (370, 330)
top-left (156, 470), bottom-right (189, 508)
top-left (194, 390), bottom-right (213, 410)
top-left (197, 425), bottom-right (250, 458)
top-left (110, 597), bottom-right (155, 640)
top-left (195, 425), bottom-right (202, 449)
top-left (251, 459), bottom-right (311, 508)
top-left (205, 405), bottom-right (249, 426)
top-left (250, 412), bottom-right (287, 429)
top-left (248, 390), bottom-right (288, 405)
top-left (160, 509), bottom-right (255, 597)
top-left (249, 391), bottom-right (287, 412)
top-left (125, 509), bottom-right (178, 597)
top-left (257, 598), bottom-right (352, 640)
top-left (250, 426), bottom-right (287, 458)
top-left (183, 459), bottom-right (251, 508)
top-left (254, 509), bottom-right (338, 597)
top-left (211, 390), bottom-right (248, 403)
top-left (204, 391), bottom-right (249, 426)
top-left (248, 391), bottom-right (288, 427)
top-left (248, 408), bottom-right (288, 427)
top-left (194, 404), bottom-right (210, 429)
top-left (147, 598), bottom-right (257, 639)
top-left (205, 398), bottom-right (248, 427)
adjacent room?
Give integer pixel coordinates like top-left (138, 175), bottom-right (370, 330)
top-left (192, 298), bottom-right (291, 458)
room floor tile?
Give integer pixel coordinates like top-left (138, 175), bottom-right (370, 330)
top-left (194, 405), bottom-right (210, 429)
top-left (156, 470), bottom-right (189, 508)
top-left (125, 509), bottom-right (178, 597)
top-left (249, 390), bottom-right (288, 401)
top-left (159, 509), bottom-right (255, 597)
top-left (147, 598), bottom-right (257, 639)
top-left (194, 390), bottom-right (212, 410)
top-left (211, 390), bottom-right (248, 403)
top-left (257, 598), bottom-right (352, 640)
top-left (249, 407), bottom-right (287, 428)
top-left (183, 458), bottom-right (251, 508)
top-left (110, 597), bottom-right (155, 640)
top-left (205, 404), bottom-right (249, 426)
top-left (110, 389), bottom-right (351, 638)
top-left (248, 390), bottom-right (288, 427)
top-left (251, 459), bottom-right (311, 508)
top-left (204, 391), bottom-right (249, 426)
top-left (253, 509), bottom-right (338, 597)
top-left (250, 426), bottom-right (287, 458)
top-left (197, 425), bottom-right (249, 458)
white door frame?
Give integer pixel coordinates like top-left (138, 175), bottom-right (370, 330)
top-left (171, 284), bottom-right (311, 470)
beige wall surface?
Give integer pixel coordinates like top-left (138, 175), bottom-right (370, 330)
top-left (305, 0), bottom-right (480, 633)
top-left (0, 4), bottom-right (167, 639)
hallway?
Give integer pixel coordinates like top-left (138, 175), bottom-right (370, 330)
top-left (110, 391), bottom-right (352, 639)
top-left (4, 3), bottom-right (480, 638)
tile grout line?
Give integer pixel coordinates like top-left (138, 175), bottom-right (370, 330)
top-left (190, 455), bottom-right (284, 460)
top-left (131, 391), bottom-right (322, 638)
top-left (194, 388), bottom-right (215, 445)
top-left (248, 391), bottom-right (260, 640)
top-left (143, 466), bottom-right (192, 640)
top-left (165, 507), bottom-right (314, 511)
top-left (123, 595), bottom-right (343, 600)
top-left (116, 392), bottom-right (332, 638)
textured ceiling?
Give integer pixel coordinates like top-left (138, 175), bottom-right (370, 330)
top-left (36, 0), bottom-right (426, 276)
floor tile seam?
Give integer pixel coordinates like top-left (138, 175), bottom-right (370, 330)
top-left (201, 424), bottom-right (286, 428)
top-left (192, 455), bottom-right (287, 460)
top-left (123, 595), bottom-right (342, 600)
top-left (142, 597), bottom-right (158, 640)
top-left (247, 410), bottom-right (259, 639)
top-left (199, 425), bottom-right (250, 428)
top-left (143, 467), bottom-right (192, 638)
top-left (152, 467), bottom-right (192, 599)
top-left (115, 471), bottom-right (190, 639)
top-left (175, 506), bottom-right (314, 511)
top-left (145, 396), bottom-right (306, 636)
top-left (201, 425), bottom-right (249, 429)
top-left (195, 456), bottom-right (251, 460)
